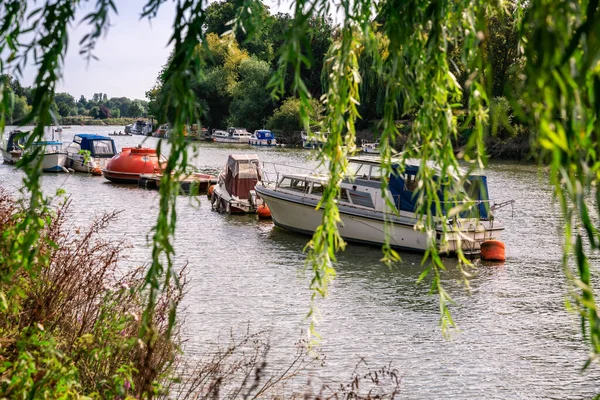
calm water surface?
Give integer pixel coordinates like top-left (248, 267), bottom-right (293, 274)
top-left (2, 126), bottom-right (599, 398)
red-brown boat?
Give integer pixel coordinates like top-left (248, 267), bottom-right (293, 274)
top-left (102, 147), bottom-right (166, 184)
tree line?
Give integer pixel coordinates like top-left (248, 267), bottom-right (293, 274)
top-left (2, 74), bottom-right (149, 124)
top-left (147, 0), bottom-right (523, 152)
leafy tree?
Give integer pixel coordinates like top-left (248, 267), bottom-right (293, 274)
top-left (54, 92), bottom-right (76, 117)
top-left (266, 96), bottom-right (321, 132)
top-left (111, 108), bottom-right (120, 118)
top-left (129, 101), bottom-right (144, 118)
top-left (204, 0), bottom-right (273, 62)
top-left (98, 105), bottom-right (111, 119)
top-left (228, 57), bottom-right (273, 130)
top-left (10, 95), bottom-right (31, 123)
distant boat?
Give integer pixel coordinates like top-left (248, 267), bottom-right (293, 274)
top-left (30, 141), bottom-right (67, 172)
top-left (361, 139), bottom-right (380, 154)
top-left (249, 130), bottom-right (277, 147)
top-left (1, 130), bottom-right (27, 164)
top-left (129, 120), bottom-right (153, 136)
top-left (65, 134), bottom-right (117, 175)
top-left (212, 127), bottom-right (252, 144)
top-left (301, 130), bottom-right (327, 149)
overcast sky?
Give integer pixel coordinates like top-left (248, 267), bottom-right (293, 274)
top-left (18, 0), bottom-right (294, 101)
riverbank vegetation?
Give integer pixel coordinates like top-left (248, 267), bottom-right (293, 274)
top-left (1, 74), bottom-right (149, 125)
top-left (0, 188), bottom-right (400, 398)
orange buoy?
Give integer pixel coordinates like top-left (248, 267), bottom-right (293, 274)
top-left (91, 167), bottom-right (102, 176)
top-left (257, 204), bottom-right (271, 219)
top-left (207, 184), bottom-right (216, 199)
top-left (481, 240), bottom-right (506, 262)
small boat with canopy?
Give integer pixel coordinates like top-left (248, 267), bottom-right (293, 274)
top-left (65, 134), bottom-right (117, 175)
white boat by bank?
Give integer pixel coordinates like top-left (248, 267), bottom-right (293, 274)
top-left (212, 127), bottom-right (252, 144)
top-left (249, 130), bottom-right (277, 147)
top-left (65, 134), bottom-right (117, 174)
top-left (301, 130), bottom-right (327, 149)
top-left (31, 141), bottom-right (67, 172)
top-left (255, 157), bottom-right (507, 255)
top-left (1, 130), bottom-right (27, 164)
top-left (361, 139), bottom-right (380, 154)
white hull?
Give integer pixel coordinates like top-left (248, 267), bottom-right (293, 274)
top-left (249, 139), bottom-right (277, 146)
top-left (65, 154), bottom-right (110, 173)
top-left (213, 136), bottom-right (251, 144)
top-left (2, 149), bottom-right (21, 164)
top-left (257, 187), bottom-right (503, 254)
top-left (42, 152), bottom-right (67, 172)
top-left (362, 146), bottom-right (380, 154)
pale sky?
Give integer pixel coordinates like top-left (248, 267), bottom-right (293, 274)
top-left (18, 0), bottom-right (294, 101)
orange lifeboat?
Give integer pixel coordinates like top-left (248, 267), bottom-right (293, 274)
top-left (481, 240), bottom-right (506, 262)
top-left (102, 147), bottom-right (166, 184)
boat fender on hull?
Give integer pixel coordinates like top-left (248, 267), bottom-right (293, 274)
top-left (257, 204), bottom-right (271, 219)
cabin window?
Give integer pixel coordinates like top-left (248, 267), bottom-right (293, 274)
top-left (347, 162), bottom-right (367, 179)
top-left (404, 175), bottom-right (419, 192)
top-left (310, 183), bottom-right (324, 195)
top-left (92, 140), bottom-right (115, 155)
top-left (369, 165), bottom-right (383, 181)
top-left (279, 178), bottom-right (308, 193)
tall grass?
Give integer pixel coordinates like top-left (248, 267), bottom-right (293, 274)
top-left (0, 187), bottom-right (400, 398)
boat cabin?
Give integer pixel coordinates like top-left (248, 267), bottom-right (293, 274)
top-left (223, 154), bottom-right (261, 200)
top-left (254, 130), bottom-right (274, 140)
top-left (227, 127), bottom-right (251, 138)
top-left (275, 157), bottom-right (491, 219)
top-left (66, 134), bottom-right (117, 158)
top-left (4, 130), bottom-right (27, 151)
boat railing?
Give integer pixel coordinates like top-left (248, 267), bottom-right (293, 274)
top-left (260, 161), bottom-right (321, 185)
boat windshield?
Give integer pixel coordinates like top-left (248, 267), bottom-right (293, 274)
top-left (347, 161), bottom-right (368, 178)
top-left (92, 140), bottom-right (115, 156)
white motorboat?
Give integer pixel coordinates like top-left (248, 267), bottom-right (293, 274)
top-left (301, 130), bottom-right (327, 149)
top-left (130, 119), bottom-right (153, 136)
top-left (31, 141), bottom-right (67, 172)
top-left (255, 156), bottom-right (508, 255)
top-left (65, 134), bottom-right (117, 174)
top-left (211, 154), bottom-right (263, 213)
top-left (1, 130), bottom-right (26, 164)
top-left (361, 139), bottom-right (380, 154)
top-left (249, 130), bottom-right (277, 147)
top-left (212, 127), bottom-right (252, 144)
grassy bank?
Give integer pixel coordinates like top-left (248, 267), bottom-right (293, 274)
top-left (59, 117), bottom-right (143, 126)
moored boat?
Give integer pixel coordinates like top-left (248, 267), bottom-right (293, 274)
top-left (212, 127), bottom-right (252, 144)
top-left (361, 139), bottom-right (380, 154)
top-left (31, 141), bottom-right (67, 172)
top-left (255, 156), bottom-right (508, 255)
top-left (301, 130), bottom-right (327, 149)
top-left (249, 129), bottom-right (277, 147)
top-left (211, 154), bottom-right (263, 213)
top-left (102, 147), bottom-right (166, 183)
top-left (1, 130), bottom-right (27, 164)
top-left (65, 134), bottom-right (117, 175)
top-left (153, 124), bottom-right (171, 138)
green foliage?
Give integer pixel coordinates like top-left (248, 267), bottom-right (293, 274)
top-left (266, 96), bottom-right (321, 132)
top-left (228, 57), bottom-right (273, 130)
top-left (54, 92), bottom-right (76, 117)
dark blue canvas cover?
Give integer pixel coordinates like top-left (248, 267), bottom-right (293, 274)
top-left (388, 164), bottom-right (489, 219)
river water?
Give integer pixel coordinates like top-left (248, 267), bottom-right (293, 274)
top-left (2, 125), bottom-right (599, 398)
